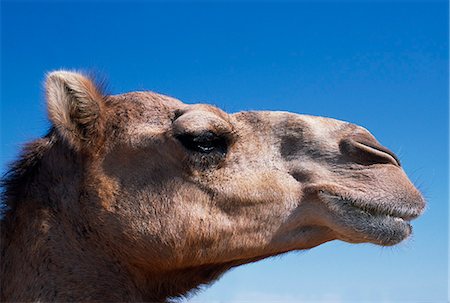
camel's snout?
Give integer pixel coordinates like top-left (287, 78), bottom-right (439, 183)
top-left (339, 131), bottom-right (401, 167)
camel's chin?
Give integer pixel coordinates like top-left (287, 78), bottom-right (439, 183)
top-left (336, 214), bottom-right (412, 246)
top-left (374, 216), bottom-right (412, 245)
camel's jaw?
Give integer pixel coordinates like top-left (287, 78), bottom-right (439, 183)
top-left (318, 190), bottom-right (424, 246)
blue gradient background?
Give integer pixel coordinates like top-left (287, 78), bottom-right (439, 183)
top-left (1, 1), bottom-right (448, 302)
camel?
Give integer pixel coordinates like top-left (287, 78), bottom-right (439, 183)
top-left (1, 71), bottom-right (425, 302)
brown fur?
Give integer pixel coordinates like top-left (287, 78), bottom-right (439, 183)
top-left (1, 71), bottom-right (425, 302)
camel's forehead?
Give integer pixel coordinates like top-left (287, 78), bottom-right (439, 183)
top-left (107, 91), bottom-right (356, 144)
top-left (106, 91), bottom-right (234, 140)
top-left (108, 91), bottom-right (228, 118)
top-left (109, 91), bottom-right (186, 111)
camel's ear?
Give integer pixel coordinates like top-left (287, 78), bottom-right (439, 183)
top-left (45, 70), bottom-right (105, 149)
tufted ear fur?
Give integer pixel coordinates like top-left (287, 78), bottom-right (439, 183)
top-left (45, 70), bottom-right (105, 150)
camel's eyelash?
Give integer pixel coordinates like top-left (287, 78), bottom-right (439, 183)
top-left (175, 131), bottom-right (228, 155)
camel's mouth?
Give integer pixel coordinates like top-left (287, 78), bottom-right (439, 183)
top-left (318, 190), bottom-right (424, 246)
top-left (324, 192), bottom-right (422, 221)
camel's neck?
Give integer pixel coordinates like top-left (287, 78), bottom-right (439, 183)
top-left (2, 214), bottom-right (230, 302)
top-left (1, 139), bottom-right (231, 302)
top-left (1, 140), bottom-right (142, 301)
top-left (1, 204), bottom-right (145, 301)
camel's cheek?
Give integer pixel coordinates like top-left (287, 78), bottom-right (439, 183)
top-left (172, 170), bottom-right (306, 262)
top-left (118, 171), bottom-right (305, 266)
top-left (92, 148), bottom-right (307, 266)
top-left (216, 170), bottom-right (301, 207)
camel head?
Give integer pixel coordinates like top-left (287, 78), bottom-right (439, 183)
top-left (44, 71), bottom-right (425, 289)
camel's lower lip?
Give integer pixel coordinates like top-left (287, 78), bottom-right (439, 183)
top-left (318, 191), bottom-right (415, 246)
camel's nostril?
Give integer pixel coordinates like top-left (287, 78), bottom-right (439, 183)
top-left (339, 138), bottom-right (401, 167)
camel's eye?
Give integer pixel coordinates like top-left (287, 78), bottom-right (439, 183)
top-left (176, 131), bottom-right (228, 155)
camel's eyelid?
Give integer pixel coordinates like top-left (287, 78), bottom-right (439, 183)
top-left (175, 131), bottom-right (229, 155)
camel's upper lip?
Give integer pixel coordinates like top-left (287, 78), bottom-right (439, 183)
top-left (318, 191), bottom-right (423, 221)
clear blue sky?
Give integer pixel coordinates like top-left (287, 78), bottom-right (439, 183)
top-left (1, 1), bottom-right (448, 302)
